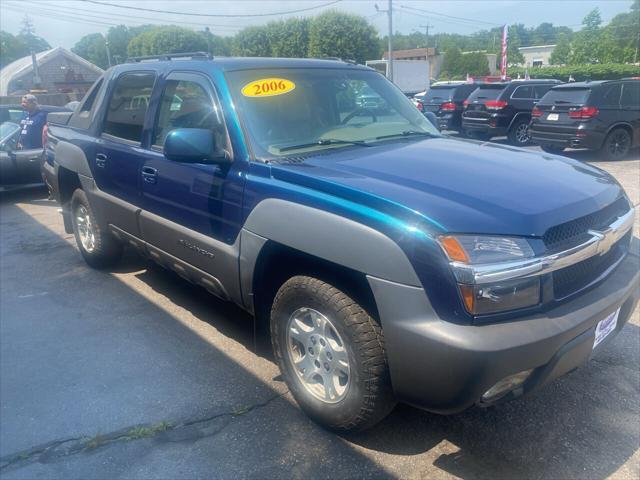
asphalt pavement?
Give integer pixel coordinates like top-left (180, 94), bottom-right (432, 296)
top-left (1, 144), bottom-right (638, 479)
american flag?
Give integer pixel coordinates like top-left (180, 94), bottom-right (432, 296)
top-left (500, 25), bottom-right (508, 80)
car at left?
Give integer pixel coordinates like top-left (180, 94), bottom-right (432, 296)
top-left (0, 104), bottom-right (70, 186)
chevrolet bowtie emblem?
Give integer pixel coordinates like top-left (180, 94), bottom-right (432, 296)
top-left (588, 227), bottom-right (616, 256)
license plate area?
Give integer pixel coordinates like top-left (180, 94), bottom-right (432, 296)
top-left (593, 308), bottom-right (620, 349)
top-left (547, 113), bottom-right (559, 121)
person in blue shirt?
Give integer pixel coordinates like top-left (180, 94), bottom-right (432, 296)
top-left (18, 94), bottom-right (47, 149)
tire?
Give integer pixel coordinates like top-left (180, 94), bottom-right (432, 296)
top-left (71, 189), bottom-right (122, 269)
top-left (508, 118), bottom-right (532, 146)
top-left (601, 127), bottom-right (631, 161)
top-left (541, 144), bottom-right (565, 154)
top-left (271, 275), bottom-right (395, 432)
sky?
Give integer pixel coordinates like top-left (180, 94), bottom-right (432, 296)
top-left (0, 0), bottom-right (634, 50)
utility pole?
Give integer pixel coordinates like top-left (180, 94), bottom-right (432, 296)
top-left (375, 1), bottom-right (394, 82)
top-left (419, 23), bottom-right (434, 49)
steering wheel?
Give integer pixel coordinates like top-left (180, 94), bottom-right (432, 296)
top-left (341, 108), bottom-right (377, 125)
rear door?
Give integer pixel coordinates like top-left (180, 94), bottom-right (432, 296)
top-left (423, 86), bottom-right (456, 114)
top-left (93, 71), bottom-right (156, 235)
top-left (535, 86), bottom-right (592, 127)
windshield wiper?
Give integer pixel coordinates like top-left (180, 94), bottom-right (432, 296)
top-left (375, 130), bottom-right (438, 141)
top-left (277, 138), bottom-right (371, 153)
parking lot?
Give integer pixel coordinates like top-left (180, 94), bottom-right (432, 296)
top-left (1, 145), bottom-right (638, 480)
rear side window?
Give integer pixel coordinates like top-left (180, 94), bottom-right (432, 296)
top-left (620, 82), bottom-right (639, 108)
top-left (533, 84), bottom-right (555, 99)
top-left (79, 78), bottom-right (103, 117)
top-left (103, 72), bottom-right (156, 143)
top-left (600, 84), bottom-right (622, 107)
top-left (539, 88), bottom-right (591, 105)
top-left (467, 84), bottom-right (508, 102)
top-left (511, 85), bottom-right (533, 99)
top-left (425, 87), bottom-right (456, 102)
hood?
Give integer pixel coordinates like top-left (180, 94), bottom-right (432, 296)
top-left (270, 137), bottom-right (625, 237)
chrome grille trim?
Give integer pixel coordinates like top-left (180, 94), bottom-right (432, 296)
top-left (451, 207), bottom-right (635, 285)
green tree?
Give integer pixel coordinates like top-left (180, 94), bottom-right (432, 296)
top-left (202, 28), bottom-right (231, 56)
top-left (440, 46), bottom-right (463, 77)
top-left (268, 18), bottom-right (310, 57)
top-left (460, 52), bottom-right (490, 76)
top-left (16, 15), bottom-right (50, 54)
top-left (550, 33), bottom-right (571, 65)
top-left (72, 33), bottom-right (109, 69)
top-left (569, 8), bottom-right (603, 64)
top-left (231, 26), bottom-right (272, 57)
top-left (127, 26), bottom-right (208, 57)
top-left (308, 11), bottom-right (380, 63)
top-left (0, 30), bottom-right (28, 67)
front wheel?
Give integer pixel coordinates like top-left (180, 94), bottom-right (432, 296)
top-left (271, 276), bottom-right (395, 432)
top-left (71, 189), bottom-right (122, 268)
top-left (601, 127), bottom-right (631, 161)
top-left (508, 118), bottom-right (532, 146)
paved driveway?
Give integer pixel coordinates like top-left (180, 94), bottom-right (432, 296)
top-left (1, 149), bottom-right (638, 479)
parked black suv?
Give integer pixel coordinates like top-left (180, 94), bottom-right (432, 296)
top-left (462, 79), bottom-right (562, 145)
top-left (417, 81), bottom-right (480, 132)
top-left (530, 79), bottom-right (640, 160)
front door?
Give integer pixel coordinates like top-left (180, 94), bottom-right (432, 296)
top-left (138, 72), bottom-right (246, 295)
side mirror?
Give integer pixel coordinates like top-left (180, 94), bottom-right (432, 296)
top-left (163, 128), bottom-right (230, 165)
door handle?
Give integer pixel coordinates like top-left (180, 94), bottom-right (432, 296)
top-left (95, 153), bottom-right (107, 168)
top-left (141, 166), bottom-right (158, 184)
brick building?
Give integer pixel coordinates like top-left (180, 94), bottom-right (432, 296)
top-left (0, 47), bottom-right (103, 96)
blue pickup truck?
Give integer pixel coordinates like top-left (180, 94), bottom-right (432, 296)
top-left (43, 55), bottom-right (639, 432)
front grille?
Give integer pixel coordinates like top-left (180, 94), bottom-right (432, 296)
top-left (552, 232), bottom-right (630, 299)
top-left (543, 197), bottom-right (630, 251)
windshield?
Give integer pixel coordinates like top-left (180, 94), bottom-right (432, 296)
top-left (0, 122), bottom-right (20, 143)
top-left (539, 88), bottom-right (591, 106)
top-left (227, 68), bottom-right (439, 158)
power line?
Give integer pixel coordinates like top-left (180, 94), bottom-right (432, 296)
top-left (399, 4), bottom-right (501, 27)
top-left (80, 0), bottom-right (341, 18)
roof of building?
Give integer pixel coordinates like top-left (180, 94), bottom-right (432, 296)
top-left (518, 45), bottom-right (556, 51)
top-left (0, 47), bottom-right (104, 95)
top-left (382, 48), bottom-right (437, 59)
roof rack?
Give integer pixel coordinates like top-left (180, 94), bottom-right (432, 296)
top-left (126, 52), bottom-right (213, 63)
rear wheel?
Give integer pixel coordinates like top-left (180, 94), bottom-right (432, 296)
top-left (71, 189), bottom-right (122, 268)
top-left (541, 144), bottom-right (565, 154)
top-left (271, 275), bottom-right (395, 432)
top-left (508, 118), bottom-right (532, 146)
top-left (601, 127), bottom-right (631, 161)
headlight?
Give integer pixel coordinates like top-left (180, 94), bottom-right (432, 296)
top-left (439, 235), bottom-right (540, 315)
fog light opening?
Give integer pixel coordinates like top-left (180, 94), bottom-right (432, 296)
top-left (481, 369), bottom-right (533, 403)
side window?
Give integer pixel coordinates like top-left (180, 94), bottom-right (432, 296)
top-left (620, 82), bottom-right (640, 108)
top-left (534, 85), bottom-right (553, 99)
top-left (511, 85), bottom-right (533, 99)
top-left (103, 72), bottom-right (155, 143)
top-left (601, 84), bottom-right (622, 107)
top-left (78, 78), bottom-right (104, 118)
top-left (153, 77), bottom-right (226, 149)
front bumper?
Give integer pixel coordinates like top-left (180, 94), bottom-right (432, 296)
top-left (368, 240), bottom-right (639, 413)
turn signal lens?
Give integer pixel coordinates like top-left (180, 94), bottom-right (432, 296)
top-left (459, 277), bottom-right (541, 315)
top-left (440, 236), bottom-right (469, 263)
top-left (568, 106), bottom-right (599, 119)
top-left (485, 100), bottom-right (508, 110)
top-left (460, 285), bottom-right (475, 313)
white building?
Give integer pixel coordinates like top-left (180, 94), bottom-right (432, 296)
top-left (0, 47), bottom-right (103, 96)
top-left (518, 45), bottom-right (556, 68)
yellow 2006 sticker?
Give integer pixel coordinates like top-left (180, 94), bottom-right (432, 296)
top-left (241, 78), bottom-right (295, 97)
